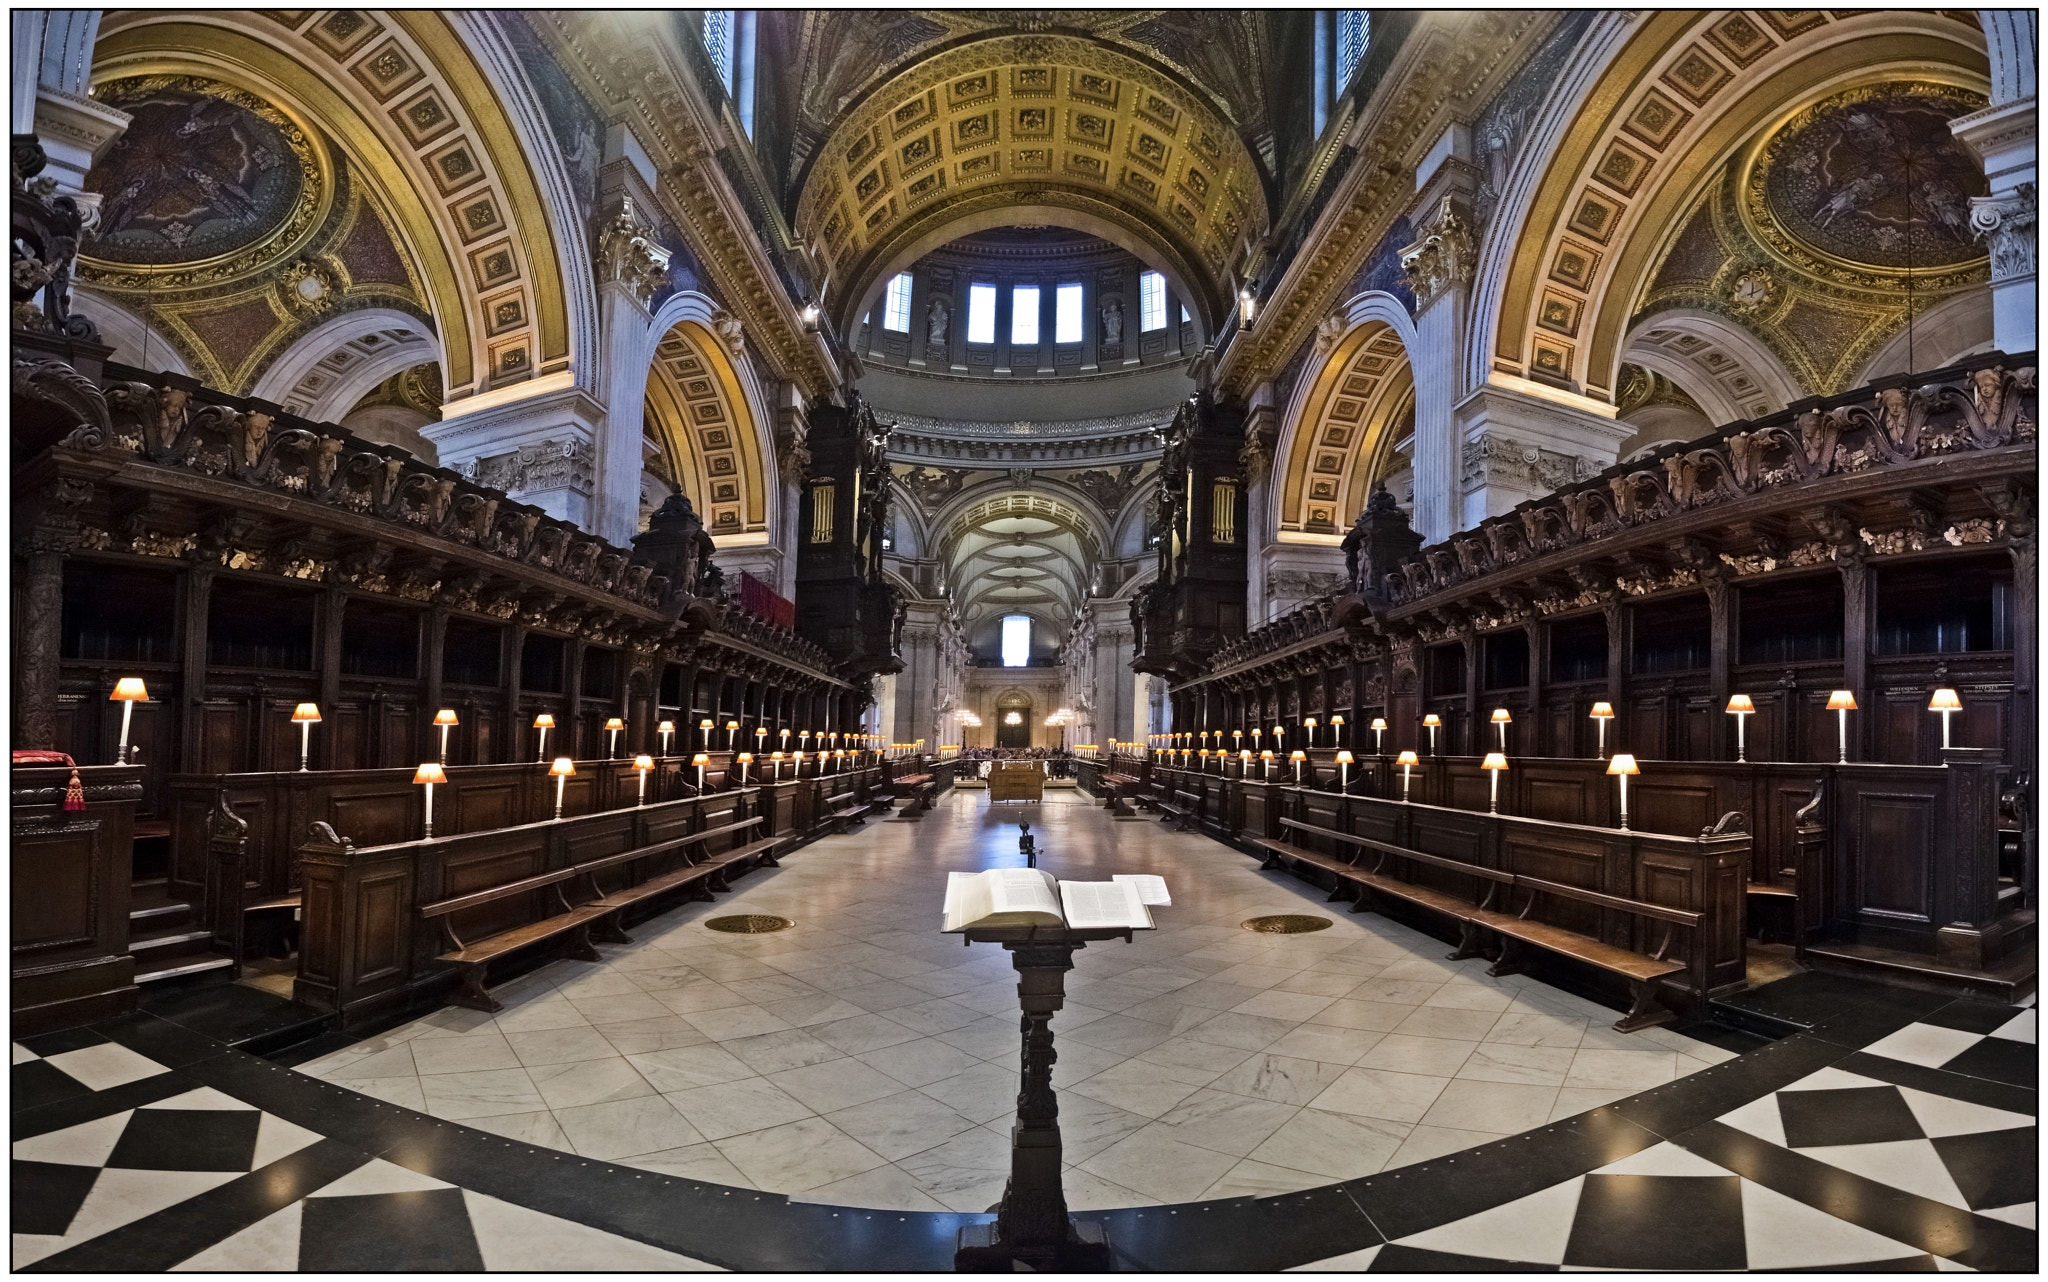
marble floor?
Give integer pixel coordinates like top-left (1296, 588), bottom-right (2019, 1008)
top-left (290, 789), bottom-right (1737, 1212)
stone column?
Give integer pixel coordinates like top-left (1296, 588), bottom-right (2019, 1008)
top-left (590, 200), bottom-right (669, 545)
top-left (1952, 12), bottom-right (2037, 354)
top-left (14, 12), bottom-right (130, 224)
top-left (1400, 193), bottom-right (1474, 545)
top-left (1240, 380), bottom-right (1279, 623)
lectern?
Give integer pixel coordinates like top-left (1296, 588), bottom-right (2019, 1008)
top-left (953, 921), bottom-right (1128, 1272)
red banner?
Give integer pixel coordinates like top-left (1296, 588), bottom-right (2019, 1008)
top-left (737, 570), bottom-right (796, 632)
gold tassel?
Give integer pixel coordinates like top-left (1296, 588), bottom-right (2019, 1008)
top-left (63, 768), bottom-right (86, 812)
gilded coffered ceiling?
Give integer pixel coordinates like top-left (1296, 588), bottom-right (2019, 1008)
top-left (1636, 77), bottom-right (1990, 396)
top-left (797, 34), bottom-right (1268, 334)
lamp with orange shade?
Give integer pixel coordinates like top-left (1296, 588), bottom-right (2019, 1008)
top-left (549, 756), bottom-right (575, 820)
top-left (433, 708), bottom-right (458, 765)
top-left (1336, 749), bottom-right (1354, 791)
top-left (605, 717), bottom-right (626, 759)
top-left (736, 752), bottom-right (753, 786)
top-left (1331, 714), bottom-right (1345, 747)
top-left (1481, 752), bottom-right (1509, 814)
top-left (1259, 748), bottom-right (1275, 780)
top-left (110, 678), bottom-right (148, 765)
top-left (1827, 691), bottom-right (1857, 763)
top-left (692, 751), bottom-right (710, 792)
top-left (1397, 750), bottom-right (1419, 802)
top-left (292, 703), bottom-right (321, 772)
top-left (1607, 754), bottom-right (1640, 831)
top-left (533, 713), bottom-right (555, 762)
top-left (413, 762), bottom-right (446, 837)
top-left (1290, 748), bottom-right (1307, 784)
top-left (1929, 688), bottom-right (1962, 749)
top-left (1304, 717), bottom-right (1318, 748)
top-left (1590, 702), bottom-right (1614, 758)
top-left (658, 720), bottom-right (675, 757)
top-left (1370, 717), bottom-right (1387, 754)
top-left (1490, 708), bottom-right (1512, 752)
top-left (1422, 713), bottom-right (1441, 756)
top-left (1723, 695), bottom-right (1753, 762)
top-left (632, 753), bottom-right (655, 805)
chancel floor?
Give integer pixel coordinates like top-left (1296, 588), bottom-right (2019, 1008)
top-left (10, 791), bottom-right (2037, 1271)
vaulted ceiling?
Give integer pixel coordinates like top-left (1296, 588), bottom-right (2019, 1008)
top-left (942, 492), bottom-right (1104, 637)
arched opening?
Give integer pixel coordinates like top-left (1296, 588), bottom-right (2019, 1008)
top-left (642, 319), bottom-right (771, 543)
top-left (994, 692), bottom-right (1033, 748)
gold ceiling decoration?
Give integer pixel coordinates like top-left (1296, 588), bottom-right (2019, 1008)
top-left (1277, 323), bottom-right (1414, 539)
top-left (645, 322), bottom-right (769, 540)
top-left (797, 34), bottom-right (1267, 333)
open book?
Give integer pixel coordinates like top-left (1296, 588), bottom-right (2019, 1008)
top-left (943, 868), bottom-right (1156, 933)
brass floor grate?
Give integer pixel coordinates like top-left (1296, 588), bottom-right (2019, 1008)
top-left (704, 914), bottom-right (796, 934)
top-left (1240, 914), bottom-right (1334, 934)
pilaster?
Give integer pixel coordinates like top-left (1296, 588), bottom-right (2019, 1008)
top-left (1952, 98), bottom-right (2038, 353)
top-left (1451, 382), bottom-right (1630, 529)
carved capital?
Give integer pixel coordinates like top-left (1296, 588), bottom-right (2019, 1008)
top-left (1970, 183), bottom-right (2037, 281)
top-left (1399, 194), bottom-right (1476, 308)
top-left (595, 196), bottom-right (672, 305)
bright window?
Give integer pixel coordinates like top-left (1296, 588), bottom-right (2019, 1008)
top-left (1337, 11), bottom-right (1371, 87)
top-left (1011, 285), bottom-right (1041, 345)
top-left (1180, 302), bottom-right (1191, 326)
top-left (882, 273), bottom-right (912, 332)
top-left (1139, 272), bottom-right (1166, 332)
top-left (702, 11), bottom-right (735, 91)
top-left (1001, 615), bottom-right (1031, 667)
top-left (1055, 283), bottom-right (1083, 343)
top-left (967, 283), bottom-right (996, 344)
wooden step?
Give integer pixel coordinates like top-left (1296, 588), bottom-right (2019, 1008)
top-left (130, 900), bottom-right (194, 924)
top-left (134, 956), bottom-right (235, 985)
top-left (130, 929), bottom-right (212, 955)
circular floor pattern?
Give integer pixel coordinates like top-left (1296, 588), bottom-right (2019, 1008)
top-left (1241, 913), bottom-right (1335, 934)
top-left (702, 913), bottom-right (796, 933)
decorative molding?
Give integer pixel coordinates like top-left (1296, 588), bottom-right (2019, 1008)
top-left (1399, 195), bottom-right (1477, 309)
top-left (595, 196), bottom-right (673, 305)
top-left (1971, 183), bottom-right (2038, 281)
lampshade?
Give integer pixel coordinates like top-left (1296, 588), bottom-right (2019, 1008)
top-left (1239, 750), bottom-right (1251, 760)
top-left (1929, 688), bottom-right (1962, 712)
top-left (1481, 752), bottom-right (1509, 770)
top-left (1291, 750), bottom-right (1307, 760)
top-left (1607, 754), bottom-right (1640, 776)
top-left (658, 720), bottom-right (674, 733)
top-left (1491, 708), bottom-right (1512, 724)
top-left (1337, 751), bottom-right (1354, 763)
top-left (1397, 751), bottom-right (1419, 765)
top-left (726, 721), bottom-right (739, 730)
top-left (633, 754), bottom-right (655, 770)
top-left (772, 751), bottom-right (784, 760)
top-left (533, 714), bottom-right (555, 728)
top-left (1724, 695), bottom-right (1754, 714)
top-left (292, 703), bottom-right (321, 723)
top-left (549, 757), bottom-right (575, 777)
top-left (738, 752), bottom-right (753, 762)
top-left (412, 763), bottom-right (446, 785)
top-left (1305, 718), bottom-right (1317, 726)
top-left (111, 678), bottom-right (149, 702)
top-left (1272, 725), bottom-right (1283, 734)
top-left (692, 753), bottom-right (709, 765)
top-left (1370, 718), bottom-right (1388, 730)
top-left (1422, 714), bottom-right (1442, 727)
top-left (606, 717), bottom-right (625, 731)
top-left (1826, 690), bottom-right (1858, 712)
top-left (1332, 715), bottom-right (1344, 723)
top-left (1260, 750), bottom-right (1274, 759)
top-left (1591, 702), bottom-right (1615, 718)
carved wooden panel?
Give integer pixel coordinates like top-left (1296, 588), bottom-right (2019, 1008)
top-left (1630, 782), bottom-right (1715, 837)
top-left (1853, 792), bottom-right (1937, 922)
top-left (353, 869), bottom-right (409, 986)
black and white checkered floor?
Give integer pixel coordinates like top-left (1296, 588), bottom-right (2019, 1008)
top-left (11, 993), bottom-right (2032, 1271)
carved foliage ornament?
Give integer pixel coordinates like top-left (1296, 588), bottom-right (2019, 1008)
top-left (596, 196), bottom-right (673, 304)
top-left (1398, 195), bottom-right (1476, 309)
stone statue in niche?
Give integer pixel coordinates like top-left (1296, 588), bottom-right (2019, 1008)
top-left (927, 294), bottom-right (950, 345)
top-left (1100, 297), bottom-right (1123, 345)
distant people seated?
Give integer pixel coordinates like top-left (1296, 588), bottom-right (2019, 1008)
top-left (959, 747), bottom-right (1073, 779)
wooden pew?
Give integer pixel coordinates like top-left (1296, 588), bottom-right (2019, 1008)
top-left (886, 772), bottom-right (938, 818)
top-left (1262, 816), bottom-right (1701, 1032)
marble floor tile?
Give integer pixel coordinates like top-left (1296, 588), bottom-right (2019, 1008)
top-left (767, 1057), bottom-right (907, 1113)
top-left (1386, 1122), bottom-right (1503, 1170)
top-left (789, 1163), bottom-right (949, 1211)
top-left (1548, 1085), bottom-right (1636, 1121)
top-left (566, 991), bottom-right (678, 1025)
top-left (1141, 1088), bottom-right (1300, 1157)
top-left (1259, 1024), bottom-right (1386, 1067)
top-left (852, 1038), bottom-right (984, 1090)
top-left (678, 1003), bottom-right (796, 1042)
top-left (1456, 1042), bottom-right (1577, 1087)
top-left (1248, 1107), bottom-right (1409, 1180)
top-left (1388, 1004), bottom-right (1503, 1042)
top-left (935, 1015), bottom-right (1033, 1062)
top-left (554, 1093), bottom-right (704, 1159)
top-left (591, 1016), bottom-right (711, 1056)
top-left (315, 1043), bottom-right (419, 1081)
top-left (624, 1043), bottom-right (755, 1093)
top-left (459, 1108), bottom-right (572, 1151)
top-left (1057, 1013), bottom-right (1175, 1057)
top-left (712, 1116), bottom-right (889, 1192)
top-left (1483, 1010), bottom-right (1589, 1048)
top-left (1060, 1166), bottom-right (1151, 1212)
top-left (662, 1077), bottom-right (814, 1142)
top-left (1308, 1066), bottom-right (1452, 1124)
top-left (1202, 1157), bottom-right (1330, 1200)
top-left (1418, 1077), bottom-right (1559, 1135)
top-left (719, 1028), bottom-right (843, 1075)
top-left (1356, 1033), bottom-right (1478, 1078)
top-left (1564, 1046), bottom-right (1681, 1090)
top-left (1133, 1038), bottom-right (1257, 1077)
top-left (1064, 1058), bottom-right (1211, 1119)
top-left (527, 1057), bottom-right (657, 1110)
top-left (808, 1012), bottom-right (923, 1056)
top-left (821, 1090), bottom-right (980, 1161)
top-left (1078, 1127), bottom-right (1241, 1204)
top-left (1307, 998), bottom-right (1417, 1033)
top-left (1045, 1091), bottom-right (1151, 1162)
top-left (504, 1026), bottom-right (622, 1068)
top-left (417, 1067), bottom-right (548, 1120)
top-left (1184, 1011), bottom-right (1297, 1053)
top-left (878, 997), bottom-right (985, 1037)
top-left (410, 1031), bottom-right (523, 1076)
top-left (1230, 989), bottom-right (1341, 1022)
top-left (335, 1075), bottom-right (427, 1112)
top-left (913, 1062), bottom-right (1022, 1125)
top-left (1210, 1051), bottom-right (1352, 1104)
top-left (648, 980), bottom-right (752, 1016)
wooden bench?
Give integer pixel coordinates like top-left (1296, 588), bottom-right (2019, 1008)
top-left (888, 772), bottom-right (938, 819)
top-left (823, 789), bottom-right (869, 832)
top-left (1099, 771), bottom-right (1151, 817)
top-left (420, 814), bottom-right (781, 1012)
top-left (1154, 788), bottom-right (1200, 831)
top-left (1266, 818), bottom-right (1700, 1033)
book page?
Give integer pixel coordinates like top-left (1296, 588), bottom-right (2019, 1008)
top-left (943, 868), bottom-right (1063, 932)
top-left (1058, 879), bottom-right (1154, 930)
top-left (1111, 874), bottom-right (1171, 906)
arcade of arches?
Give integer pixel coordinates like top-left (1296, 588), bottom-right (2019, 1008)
top-left (9, 9), bottom-right (2037, 1273)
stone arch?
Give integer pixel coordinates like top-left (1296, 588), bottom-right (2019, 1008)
top-left (1853, 291), bottom-right (1996, 384)
top-left (1479, 10), bottom-right (1989, 405)
top-left (1272, 292), bottom-right (1420, 542)
top-left (69, 286), bottom-right (193, 377)
top-left (1620, 308), bottom-right (1806, 426)
top-left (247, 307), bottom-right (440, 421)
top-left (91, 10), bottom-right (580, 399)
top-left (637, 292), bottom-right (779, 549)
top-left (796, 34), bottom-right (1268, 335)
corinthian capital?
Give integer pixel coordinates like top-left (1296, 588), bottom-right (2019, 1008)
top-left (595, 196), bottom-right (672, 305)
top-left (1970, 183), bottom-right (2037, 281)
top-left (1399, 194), bottom-right (1476, 309)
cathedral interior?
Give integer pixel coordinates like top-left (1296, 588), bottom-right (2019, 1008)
top-left (8, 9), bottom-right (2038, 1273)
